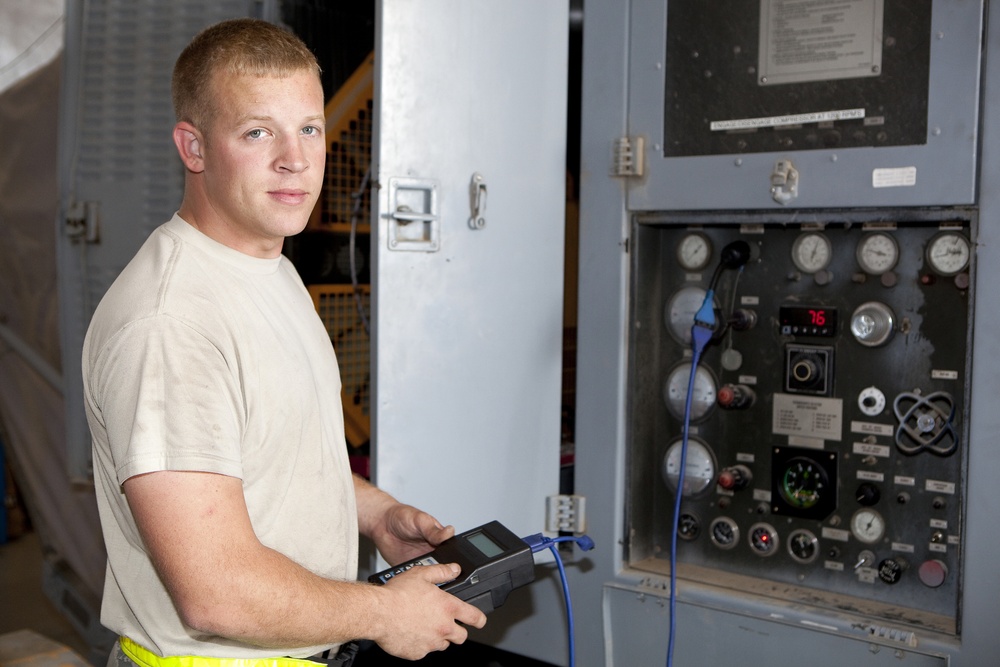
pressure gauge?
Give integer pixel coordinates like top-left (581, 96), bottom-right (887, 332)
top-left (856, 232), bottom-right (899, 275)
top-left (664, 286), bottom-right (714, 345)
top-left (926, 231), bottom-right (971, 276)
top-left (787, 529), bottom-right (820, 563)
top-left (662, 437), bottom-right (717, 497)
top-left (748, 522), bottom-right (780, 557)
top-left (709, 516), bottom-right (740, 550)
top-left (663, 362), bottom-right (717, 421)
top-left (851, 508), bottom-right (886, 544)
top-left (791, 232), bottom-right (833, 274)
top-left (676, 232), bottom-right (713, 271)
top-left (778, 456), bottom-right (829, 510)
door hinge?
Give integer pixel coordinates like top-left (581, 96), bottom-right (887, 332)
top-left (613, 136), bottom-right (644, 177)
top-left (546, 494), bottom-right (586, 534)
top-left (65, 200), bottom-right (100, 243)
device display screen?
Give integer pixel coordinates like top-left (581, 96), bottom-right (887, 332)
top-left (466, 531), bottom-right (504, 558)
top-left (780, 306), bottom-right (837, 337)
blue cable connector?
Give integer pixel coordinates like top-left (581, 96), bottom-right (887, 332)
top-left (521, 532), bottom-right (595, 667)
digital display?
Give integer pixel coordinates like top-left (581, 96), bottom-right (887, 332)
top-left (466, 531), bottom-right (504, 558)
top-left (780, 306), bottom-right (837, 337)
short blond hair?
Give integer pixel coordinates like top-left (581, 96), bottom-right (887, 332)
top-left (172, 18), bottom-right (321, 132)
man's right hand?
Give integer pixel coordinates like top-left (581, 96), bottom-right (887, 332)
top-left (373, 562), bottom-right (487, 660)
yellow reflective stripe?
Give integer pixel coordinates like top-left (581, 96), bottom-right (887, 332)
top-left (119, 637), bottom-right (327, 667)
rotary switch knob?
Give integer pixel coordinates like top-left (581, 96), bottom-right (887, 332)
top-left (878, 558), bottom-right (908, 585)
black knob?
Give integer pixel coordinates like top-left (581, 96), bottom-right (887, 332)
top-left (856, 482), bottom-right (881, 507)
top-left (878, 558), bottom-right (906, 585)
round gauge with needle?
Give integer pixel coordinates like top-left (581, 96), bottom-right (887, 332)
top-left (664, 286), bottom-right (716, 345)
top-left (787, 529), bottom-right (820, 563)
top-left (676, 232), bottom-right (713, 271)
top-left (709, 516), bottom-right (740, 550)
top-left (926, 231), bottom-right (971, 276)
top-left (778, 456), bottom-right (829, 509)
top-left (791, 232), bottom-right (833, 274)
top-left (856, 232), bottom-right (899, 275)
top-left (663, 362), bottom-right (717, 421)
top-left (662, 437), bottom-right (717, 497)
top-left (851, 508), bottom-right (886, 544)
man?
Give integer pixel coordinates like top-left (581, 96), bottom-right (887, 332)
top-left (82, 17), bottom-right (486, 666)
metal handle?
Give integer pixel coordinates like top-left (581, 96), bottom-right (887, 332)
top-left (469, 172), bottom-right (487, 229)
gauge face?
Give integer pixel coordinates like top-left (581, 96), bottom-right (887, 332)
top-left (748, 522), bottom-right (779, 556)
top-left (926, 231), bottom-right (971, 276)
top-left (662, 438), bottom-right (717, 497)
top-left (856, 232), bottom-right (899, 275)
top-left (677, 233), bottom-right (712, 271)
top-left (709, 517), bottom-right (739, 550)
top-left (791, 232), bottom-right (833, 274)
top-left (778, 456), bottom-right (829, 509)
top-left (664, 363), bottom-right (717, 421)
top-left (851, 508), bottom-right (886, 544)
top-left (787, 529), bottom-right (819, 563)
top-left (664, 285), bottom-right (712, 345)
top-left (677, 512), bottom-right (701, 540)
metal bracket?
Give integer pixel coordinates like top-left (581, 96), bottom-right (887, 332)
top-left (613, 136), bottom-right (644, 177)
top-left (770, 160), bottom-right (799, 205)
top-left (546, 494), bottom-right (586, 534)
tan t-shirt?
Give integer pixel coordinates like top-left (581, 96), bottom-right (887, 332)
top-left (83, 214), bottom-right (358, 659)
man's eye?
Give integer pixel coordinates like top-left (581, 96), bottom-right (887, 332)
top-left (302, 126), bottom-right (320, 136)
top-left (247, 129), bottom-right (264, 139)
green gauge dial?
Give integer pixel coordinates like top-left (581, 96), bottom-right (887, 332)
top-left (779, 456), bottom-right (830, 509)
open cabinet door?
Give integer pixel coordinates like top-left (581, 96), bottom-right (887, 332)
top-left (371, 0), bottom-right (568, 605)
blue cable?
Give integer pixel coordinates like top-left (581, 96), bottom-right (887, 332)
top-left (521, 533), bottom-right (595, 667)
top-left (666, 290), bottom-right (716, 667)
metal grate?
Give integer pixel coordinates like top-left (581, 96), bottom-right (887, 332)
top-left (319, 99), bottom-right (372, 228)
top-left (310, 285), bottom-right (370, 447)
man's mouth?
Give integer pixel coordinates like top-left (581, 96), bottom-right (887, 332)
top-left (268, 189), bottom-right (309, 205)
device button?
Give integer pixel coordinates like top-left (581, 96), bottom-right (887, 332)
top-left (918, 559), bottom-right (948, 588)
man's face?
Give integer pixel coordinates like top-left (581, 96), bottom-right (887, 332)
top-left (197, 69), bottom-right (326, 258)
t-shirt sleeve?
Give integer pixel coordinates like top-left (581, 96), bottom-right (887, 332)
top-left (90, 314), bottom-right (245, 485)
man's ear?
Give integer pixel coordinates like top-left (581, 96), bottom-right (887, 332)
top-left (173, 121), bottom-right (205, 173)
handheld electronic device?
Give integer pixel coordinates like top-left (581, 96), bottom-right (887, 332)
top-left (368, 520), bottom-right (534, 614)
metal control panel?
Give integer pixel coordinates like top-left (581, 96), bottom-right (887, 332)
top-left (626, 213), bottom-right (973, 634)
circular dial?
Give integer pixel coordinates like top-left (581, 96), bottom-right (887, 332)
top-left (787, 529), bottom-right (819, 563)
top-left (778, 456), bottom-right (830, 509)
top-left (791, 232), bottom-right (833, 274)
top-left (858, 386), bottom-right (886, 416)
top-left (664, 286), bottom-right (714, 345)
top-left (677, 512), bottom-right (701, 540)
top-left (676, 233), bottom-right (713, 271)
top-left (856, 232), bottom-right (899, 275)
top-left (926, 231), bottom-right (971, 276)
top-left (851, 508), bottom-right (886, 544)
top-left (748, 522), bottom-right (779, 556)
top-left (709, 516), bottom-right (740, 550)
top-left (663, 363), bottom-right (717, 421)
top-left (662, 438), bottom-right (717, 497)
